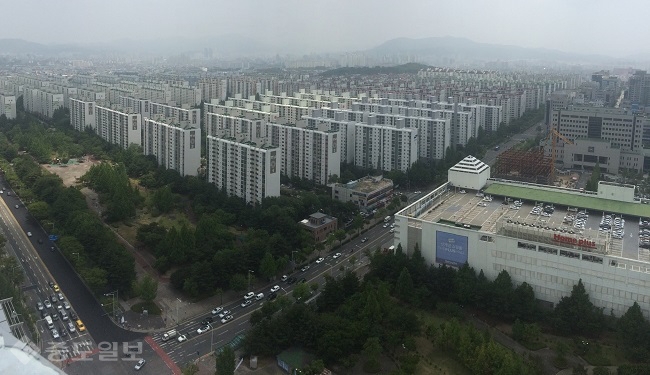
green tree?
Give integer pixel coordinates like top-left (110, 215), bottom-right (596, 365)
top-left (362, 337), bottom-right (382, 373)
top-left (617, 302), bottom-right (650, 361)
top-left (26, 201), bottom-right (50, 221)
top-left (334, 229), bottom-right (346, 247)
top-left (553, 279), bottom-right (604, 336)
top-left (135, 274), bottom-right (158, 302)
top-left (215, 345), bottom-right (235, 375)
top-left (293, 282), bottom-right (310, 302)
top-left (352, 213), bottom-right (364, 235)
top-left (80, 267), bottom-right (108, 293)
top-left (229, 274), bottom-right (247, 293)
top-left (152, 185), bottom-right (175, 213)
top-left (395, 267), bottom-right (414, 303)
top-left (259, 251), bottom-right (277, 280)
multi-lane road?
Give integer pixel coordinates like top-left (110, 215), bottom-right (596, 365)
top-left (149, 219), bottom-right (396, 366)
top-left (0, 175), bottom-right (143, 364)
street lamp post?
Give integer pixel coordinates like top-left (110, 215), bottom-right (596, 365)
top-left (247, 270), bottom-right (254, 292)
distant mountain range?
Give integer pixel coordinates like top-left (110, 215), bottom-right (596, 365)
top-left (0, 35), bottom-right (642, 65)
top-left (366, 36), bottom-right (620, 64)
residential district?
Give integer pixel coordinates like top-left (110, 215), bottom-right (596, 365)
top-left (1, 64), bottom-right (650, 375)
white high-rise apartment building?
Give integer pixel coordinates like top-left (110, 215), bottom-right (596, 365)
top-left (304, 116), bottom-right (356, 164)
top-left (198, 78), bottom-right (227, 102)
top-left (120, 96), bottom-right (201, 129)
top-left (22, 87), bottom-right (64, 119)
top-left (69, 98), bottom-right (96, 132)
top-left (265, 121), bottom-right (341, 185)
top-left (170, 84), bottom-right (201, 106)
top-left (95, 105), bottom-right (142, 149)
top-left (207, 135), bottom-right (280, 204)
top-left (142, 118), bottom-right (201, 177)
top-left (0, 91), bottom-right (16, 120)
top-left (354, 124), bottom-right (418, 173)
top-left (205, 112), bottom-right (266, 141)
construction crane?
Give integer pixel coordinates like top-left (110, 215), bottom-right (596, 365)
top-left (548, 128), bottom-right (574, 184)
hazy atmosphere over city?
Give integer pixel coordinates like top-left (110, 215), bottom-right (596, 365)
top-left (2, 0), bottom-right (650, 57)
top-left (6, 1), bottom-right (650, 375)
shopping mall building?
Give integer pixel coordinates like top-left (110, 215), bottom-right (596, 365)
top-left (394, 156), bottom-right (650, 317)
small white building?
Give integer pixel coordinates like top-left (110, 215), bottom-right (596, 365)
top-left (448, 155), bottom-right (490, 191)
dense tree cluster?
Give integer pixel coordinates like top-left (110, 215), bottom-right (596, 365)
top-left (7, 155), bottom-right (136, 294)
top-left (430, 319), bottom-right (542, 375)
top-left (83, 162), bottom-right (142, 221)
top-left (244, 272), bottom-right (421, 372)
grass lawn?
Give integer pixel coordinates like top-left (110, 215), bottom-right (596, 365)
top-left (116, 207), bottom-right (195, 246)
top-left (131, 301), bottom-right (162, 315)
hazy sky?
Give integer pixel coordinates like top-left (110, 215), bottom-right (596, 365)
top-left (3, 0), bottom-right (648, 57)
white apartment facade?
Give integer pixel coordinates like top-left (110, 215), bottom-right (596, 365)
top-left (266, 121), bottom-right (341, 185)
top-left (142, 118), bottom-right (201, 177)
top-left (0, 91), bottom-right (16, 120)
top-left (354, 123), bottom-right (418, 173)
top-left (95, 105), bottom-right (142, 149)
top-left (207, 135), bottom-right (280, 204)
top-left (69, 98), bottom-right (96, 132)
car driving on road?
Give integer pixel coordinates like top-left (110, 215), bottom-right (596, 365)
top-left (196, 324), bottom-right (211, 334)
top-left (241, 300), bottom-right (252, 308)
top-left (211, 306), bottom-right (223, 315)
top-left (218, 310), bottom-right (230, 319)
top-left (301, 265), bottom-right (310, 272)
top-left (221, 315), bottom-right (233, 324)
top-left (315, 257), bottom-right (324, 264)
top-left (177, 334), bottom-right (187, 343)
top-left (270, 285), bottom-right (280, 293)
top-left (134, 359), bottom-right (146, 371)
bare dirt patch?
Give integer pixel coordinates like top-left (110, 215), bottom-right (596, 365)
top-left (41, 156), bottom-right (101, 187)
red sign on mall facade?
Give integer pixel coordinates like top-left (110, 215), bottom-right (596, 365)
top-left (553, 233), bottom-right (596, 249)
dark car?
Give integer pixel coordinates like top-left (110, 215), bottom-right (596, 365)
top-left (201, 317), bottom-right (214, 325)
top-left (299, 278), bottom-right (307, 284)
top-left (267, 292), bottom-right (277, 301)
top-left (37, 239), bottom-right (43, 244)
top-left (69, 311), bottom-right (78, 321)
top-left (286, 277), bottom-right (297, 284)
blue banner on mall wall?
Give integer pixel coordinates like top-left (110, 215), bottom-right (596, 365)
top-left (436, 231), bottom-right (468, 267)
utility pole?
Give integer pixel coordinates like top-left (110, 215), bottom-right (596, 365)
top-left (104, 290), bottom-right (118, 321)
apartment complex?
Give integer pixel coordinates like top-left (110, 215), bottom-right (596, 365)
top-left (94, 105), bottom-right (142, 149)
top-left (266, 121), bottom-right (341, 185)
top-left (354, 123), bottom-right (419, 173)
top-left (0, 91), bottom-right (16, 119)
top-left (69, 98), bottom-right (96, 132)
top-left (207, 135), bottom-right (280, 204)
top-left (22, 87), bottom-right (64, 118)
top-left (142, 118), bottom-right (201, 177)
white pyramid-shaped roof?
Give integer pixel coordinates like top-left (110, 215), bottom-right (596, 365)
top-left (449, 155), bottom-right (489, 174)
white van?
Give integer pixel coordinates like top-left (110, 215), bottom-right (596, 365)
top-left (45, 316), bottom-right (54, 329)
top-left (384, 216), bottom-right (391, 223)
top-left (162, 329), bottom-right (177, 341)
top-left (255, 293), bottom-right (264, 301)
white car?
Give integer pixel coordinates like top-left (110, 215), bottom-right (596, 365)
top-left (315, 257), bottom-right (324, 264)
top-left (301, 265), bottom-right (310, 272)
top-left (134, 359), bottom-right (146, 370)
top-left (63, 301), bottom-right (71, 310)
top-left (244, 292), bottom-right (255, 300)
top-left (383, 223), bottom-right (389, 228)
top-left (361, 237), bottom-right (368, 243)
top-left (241, 300), bottom-right (252, 308)
top-left (27, 232), bottom-right (32, 237)
top-left (37, 302), bottom-right (44, 311)
top-left (333, 253), bottom-right (342, 259)
top-left (218, 310), bottom-right (231, 318)
top-left (281, 275), bottom-right (288, 282)
top-left (51, 329), bottom-right (59, 339)
top-left (211, 306), bottom-right (223, 315)
top-left (196, 324), bottom-right (211, 334)
top-left (44, 300), bottom-right (52, 309)
top-left (270, 285), bottom-right (280, 293)
top-left (390, 228), bottom-right (395, 233)
top-left (221, 315), bottom-right (233, 324)
top-left (177, 334), bottom-right (187, 343)
top-left (414, 191), bottom-right (421, 194)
